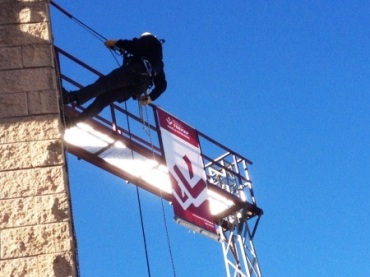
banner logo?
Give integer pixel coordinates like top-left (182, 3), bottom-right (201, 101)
top-left (157, 108), bottom-right (216, 235)
top-left (171, 155), bottom-right (209, 210)
top-left (166, 116), bottom-right (190, 138)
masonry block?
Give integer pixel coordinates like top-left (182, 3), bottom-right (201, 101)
top-left (0, 193), bottom-right (69, 230)
top-left (0, 2), bottom-right (23, 25)
top-left (35, 167), bottom-right (67, 196)
top-left (0, 197), bottom-right (37, 229)
top-left (37, 193), bottom-right (70, 224)
top-left (0, 169), bottom-right (35, 199)
top-left (0, 139), bottom-right (63, 171)
top-left (0, 167), bottom-right (66, 199)
top-left (0, 116), bottom-right (61, 144)
top-left (0, 2), bottom-right (47, 25)
top-left (19, 2), bottom-right (48, 24)
top-left (28, 90), bottom-right (60, 115)
top-left (0, 93), bottom-right (28, 118)
top-left (0, 142), bottom-right (31, 171)
top-left (1, 222), bottom-right (74, 259)
top-left (0, 67), bottom-right (55, 94)
top-left (0, 46), bottom-right (22, 70)
top-left (0, 22), bottom-right (50, 48)
top-left (0, 257), bottom-right (37, 277)
top-left (37, 252), bottom-right (77, 277)
top-left (23, 44), bottom-right (54, 68)
top-left (30, 139), bottom-right (64, 167)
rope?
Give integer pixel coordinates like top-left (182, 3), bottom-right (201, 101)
top-left (50, 0), bottom-right (122, 65)
top-left (140, 105), bottom-right (177, 277)
top-left (51, 1), bottom-right (106, 42)
top-left (136, 185), bottom-right (152, 277)
top-left (138, 95), bottom-right (150, 136)
top-left (124, 101), bottom-right (152, 277)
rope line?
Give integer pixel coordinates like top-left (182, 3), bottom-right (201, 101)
top-left (140, 106), bottom-right (177, 277)
top-left (136, 186), bottom-right (151, 277)
top-left (51, 1), bottom-right (107, 42)
top-left (50, 0), bottom-right (122, 65)
top-left (124, 101), bottom-right (152, 277)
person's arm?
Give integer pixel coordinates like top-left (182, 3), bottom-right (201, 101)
top-left (115, 38), bottom-right (140, 55)
top-left (149, 70), bottom-right (167, 101)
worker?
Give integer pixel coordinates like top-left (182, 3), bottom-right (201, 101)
top-left (62, 32), bottom-right (167, 125)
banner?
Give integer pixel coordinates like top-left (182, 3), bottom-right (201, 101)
top-left (157, 108), bottom-right (217, 237)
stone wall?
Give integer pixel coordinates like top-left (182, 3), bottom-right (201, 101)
top-left (0, 1), bottom-right (77, 276)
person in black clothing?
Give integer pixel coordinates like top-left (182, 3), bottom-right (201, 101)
top-left (63, 32), bottom-right (167, 125)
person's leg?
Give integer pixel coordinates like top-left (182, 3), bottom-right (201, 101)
top-left (64, 94), bottom-right (111, 127)
top-left (64, 65), bottom-right (149, 127)
top-left (68, 66), bottom-right (134, 105)
top-left (74, 85), bottom-right (136, 124)
top-left (72, 81), bottom-right (105, 105)
top-left (75, 91), bottom-right (117, 122)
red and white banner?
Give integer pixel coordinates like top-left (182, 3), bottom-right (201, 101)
top-left (157, 108), bottom-right (216, 236)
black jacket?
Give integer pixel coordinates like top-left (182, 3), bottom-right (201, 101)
top-left (116, 35), bottom-right (167, 101)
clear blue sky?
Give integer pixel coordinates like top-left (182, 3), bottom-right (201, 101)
top-left (51, 1), bottom-right (370, 276)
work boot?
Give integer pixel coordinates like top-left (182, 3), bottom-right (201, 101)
top-left (63, 114), bottom-right (78, 128)
top-left (62, 87), bottom-right (77, 104)
top-left (65, 117), bottom-right (77, 128)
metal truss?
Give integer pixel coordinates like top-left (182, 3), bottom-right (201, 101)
top-left (202, 147), bottom-right (263, 277)
top-left (219, 218), bottom-right (262, 277)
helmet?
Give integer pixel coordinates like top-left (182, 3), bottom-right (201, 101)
top-left (141, 32), bottom-right (164, 44)
top-left (141, 32), bottom-right (153, 37)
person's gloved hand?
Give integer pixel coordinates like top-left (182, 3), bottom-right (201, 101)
top-left (104, 40), bottom-right (118, 49)
top-left (139, 95), bottom-right (152, 105)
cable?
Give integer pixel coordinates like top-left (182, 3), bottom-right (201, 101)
top-left (50, 0), bottom-right (122, 65)
top-left (51, 1), bottom-right (106, 42)
top-left (124, 101), bottom-right (152, 277)
top-left (140, 106), bottom-right (177, 277)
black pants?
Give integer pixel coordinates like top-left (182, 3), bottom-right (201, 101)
top-left (73, 63), bottom-right (151, 123)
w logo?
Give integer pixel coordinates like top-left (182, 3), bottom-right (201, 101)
top-left (166, 116), bottom-right (173, 126)
top-left (157, 107), bottom-right (216, 234)
top-left (171, 155), bottom-right (209, 210)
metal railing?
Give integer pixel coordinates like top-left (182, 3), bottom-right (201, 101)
top-left (55, 45), bottom-right (262, 220)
